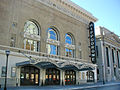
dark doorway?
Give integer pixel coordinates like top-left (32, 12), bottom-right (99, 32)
top-left (20, 66), bottom-right (40, 86)
top-left (65, 70), bottom-right (76, 85)
top-left (45, 68), bottom-right (60, 85)
top-left (87, 71), bottom-right (94, 82)
top-left (114, 67), bottom-right (116, 77)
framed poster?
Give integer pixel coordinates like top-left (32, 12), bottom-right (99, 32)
top-left (1, 66), bottom-right (6, 77)
top-left (11, 67), bottom-right (16, 77)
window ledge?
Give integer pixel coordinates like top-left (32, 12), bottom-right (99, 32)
top-left (64, 43), bottom-right (75, 49)
top-left (21, 32), bottom-right (40, 41)
top-left (46, 39), bottom-right (60, 46)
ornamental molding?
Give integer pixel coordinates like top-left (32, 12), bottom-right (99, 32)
top-left (103, 41), bottom-right (120, 50)
top-left (0, 45), bottom-right (97, 69)
top-left (28, 55), bottom-right (96, 69)
top-left (30, 57), bottom-right (58, 65)
top-left (64, 43), bottom-right (75, 49)
top-left (46, 39), bottom-right (60, 46)
top-left (60, 61), bottom-right (80, 69)
top-left (104, 37), bottom-right (120, 45)
top-left (36, 0), bottom-right (97, 24)
top-left (21, 32), bottom-right (41, 41)
top-left (30, 56), bottom-right (84, 69)
top-left (80, 64), bottom-right (95, 69)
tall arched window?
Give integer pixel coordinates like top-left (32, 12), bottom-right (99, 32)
top-left (65, 33), bottom-right (72, 45)
top-left (23, 20), bottom-right (40, 52)
top-left (47, 27), bottom-right (59, 55)
top-left (24, 21), bottom-right (39, 35)
top-left (65, 33), bottom-right (75, 57)
top-left (48, 28), bottom-right (57, 40)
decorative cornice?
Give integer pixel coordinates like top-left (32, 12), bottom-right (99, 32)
top-left (0, 45), bottom-right (96, 67)
top-left (96, 26), bottom-right (120, 48)
top-left (60, 0), bottom-right (97, 21)
top-left (36, 0), bottom-right (97, 24)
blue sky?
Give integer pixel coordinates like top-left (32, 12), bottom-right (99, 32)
top-left (70, 0), bottom-right (120, 36)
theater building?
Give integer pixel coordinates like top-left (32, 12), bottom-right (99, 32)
top-left (0, 0), bottom-right (97, 87)
top-left (95, 26), bottom-right (120, 82)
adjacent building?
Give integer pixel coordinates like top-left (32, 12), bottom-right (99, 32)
top-left (0, 0), bottom-right (97, 87)
top-left (95, 26), bottom-right (120, 82)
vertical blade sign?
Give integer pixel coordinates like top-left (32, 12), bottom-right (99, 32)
top-left (89, 22), bottom-right (96, 64)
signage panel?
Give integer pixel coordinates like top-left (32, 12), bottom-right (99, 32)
top-left (88, 22), bottom-right (96, 64)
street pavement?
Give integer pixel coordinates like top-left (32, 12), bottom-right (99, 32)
top-left (82, 85), bottom-right (120, 90)
top-left (1, 82), bottom-right (120, 90)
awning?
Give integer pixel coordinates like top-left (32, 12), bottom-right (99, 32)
top-left (79, 67), bottom-right (93, 71)
top-left (16, 61), bottom-right (59, 69)
top-left (16, 61), bottom-right (30, 66)
top-left (35, 62), bottom-right (58, 69)
top-left (16, 60), bottom-right (95, 71)
top-left (60, 65), bottom-right (79, 71)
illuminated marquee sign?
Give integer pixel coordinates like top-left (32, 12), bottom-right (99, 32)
top-left (88, 22), bottom-right (96, 64)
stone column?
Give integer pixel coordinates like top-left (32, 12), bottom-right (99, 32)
top-left (84, 71), bottom-right (87, 83)
top-left (40, 69), bottom-right (46, 86)
top-left (16, 67), bottom-right (20, 86)
top-left (101, 41), bottom-right (106, 82)
top-left (60, 70), bottom-right (63, 85)
top-left (115, 48), bottom-right (119, 80)
top-left (109, 46), bottom-right (114, 81)
top-left (94, 66), bottom-right (97, 83)
top-left (118, 51), bottom-right (120, 80)
top-left (39, 69), bottom-right (41, 86)
top-left (76, 71), bottom-right (79, 85)
top-left (109, 46), bottom-right (113, 81)
top-left (62, 70), bottom-right (65, 85)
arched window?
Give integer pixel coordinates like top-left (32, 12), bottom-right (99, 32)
top-left (47, 27), bottom-right (59, 55)
top-left (23, 20), bottom-right (40, 52)
top-left (65, 33), bottom-right (72, 44)
top-left (24, 21), bottom-right (39, 35)
top-left (48, 28), bottom-right (57, 40)
top-left (65, 33), bottom-right (75, 57)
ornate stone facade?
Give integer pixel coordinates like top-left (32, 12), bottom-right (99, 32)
top-left (0, 0), bottom-right (97, 87)
top-left (95, 26), bottom-right (120, 82)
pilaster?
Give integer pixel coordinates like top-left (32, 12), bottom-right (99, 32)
top-left (16, 67), bottom-right (20, 86)
top-left (40, 69), bottom-right (46, 86)
top-left (94, 66), bottom-right (97, 83)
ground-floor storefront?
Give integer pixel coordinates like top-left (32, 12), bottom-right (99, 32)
top-left (19, 66), bottom-right (96, 86)
top-left (19, 66), bottom-right (79, 86)
top-left (17, 64), bottom-right (97, 86)
top-left (0, 49), bottom-right (97, 87)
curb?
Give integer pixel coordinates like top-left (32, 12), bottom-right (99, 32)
top-left (70, 83), bottom-right (120, 90)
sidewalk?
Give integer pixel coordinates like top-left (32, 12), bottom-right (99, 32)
top-left (1, 81), bottom-right (120, 90)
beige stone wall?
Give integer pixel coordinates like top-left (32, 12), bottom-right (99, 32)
top-left (0, 0), bottom-right (91, 61)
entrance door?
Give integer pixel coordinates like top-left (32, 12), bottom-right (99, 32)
top-left (45, 68), bottom-right (60, 85)
top-left (87, 71), bottom-right (94, 82)
top-left (65, 70), bottom-right (76, 85)
top-left (20, 66), bottom-right (39, 86)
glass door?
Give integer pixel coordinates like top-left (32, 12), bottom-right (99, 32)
top-left (65, 70), bottom-right (76, 85)
top-left (20, 66), bottom-right (39, 86)
top-left (87, 71), bottom-right (94, 82)
top-left (45, 68), bottom-right (60, 85)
